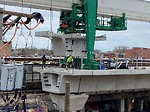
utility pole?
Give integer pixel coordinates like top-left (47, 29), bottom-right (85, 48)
top-left (0, 8), bottom-right (3, 73)
top-left (65, 82), bottom-right (70, 112)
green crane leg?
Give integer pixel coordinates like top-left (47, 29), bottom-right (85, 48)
top-left (84, 0), bottom-right (98, 62)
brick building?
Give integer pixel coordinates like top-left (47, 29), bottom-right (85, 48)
top-left (102, 52), bottom-right (125, 58)
top-left (125, 47), bottom-right (150, 59)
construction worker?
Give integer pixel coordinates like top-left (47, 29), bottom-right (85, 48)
top-left (41, 54), bottom-right (46, 69)
top-left (99, 59), bottom-right (105, 70)
top-left (60, 21), bottom-right (68, 29)
top-left (66, 55), bottom-right (74, 68)
top-left (107, 56), bottom-right (111, 69)
top-left (111, 55), bottom-right (116, 63)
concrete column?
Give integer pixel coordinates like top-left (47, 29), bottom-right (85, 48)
top-left (0, 9), bottom-right (3, 73)
top-left (140, 100), bottom-right (144, 111)
top-left (120, 99), bottom-right (125, 112)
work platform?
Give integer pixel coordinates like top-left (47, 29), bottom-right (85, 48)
top-left (34, 67), bottom-right (150, 94)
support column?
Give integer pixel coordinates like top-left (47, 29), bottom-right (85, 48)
top-left (140, 100), bottom-right (144, 111)
top-left (84, 0), bottom-right (98, 62)
top-left (120, 99), bottom-right (125, 112)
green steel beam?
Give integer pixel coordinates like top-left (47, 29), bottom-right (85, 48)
top-left (84, 0), bottom-right (98, 62)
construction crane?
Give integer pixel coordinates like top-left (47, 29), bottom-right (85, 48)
top-left (57, 0), bottom-right (126, 69)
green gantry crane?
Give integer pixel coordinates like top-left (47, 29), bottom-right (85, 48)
top-left (58, 0), bottom-right (127, 69)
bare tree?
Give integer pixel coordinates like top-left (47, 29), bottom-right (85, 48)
top-left (12, 48), bottom-right (53, 57)
top-left (113, 45), bottom-right (129, 54)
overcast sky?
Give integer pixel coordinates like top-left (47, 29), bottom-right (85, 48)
top-left (1, 4), bottom-right (150, 52)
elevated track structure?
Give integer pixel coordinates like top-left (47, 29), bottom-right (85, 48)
top-left (0, 0), bottom-right (150, 22)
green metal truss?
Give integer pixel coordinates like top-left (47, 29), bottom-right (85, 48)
top-left (58, 3), bottom-right (85, 34)
top-left (96, 13), bottom-right (127, 31)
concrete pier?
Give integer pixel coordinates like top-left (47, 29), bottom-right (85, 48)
top-left (120, 99), bottom-right (125, 112)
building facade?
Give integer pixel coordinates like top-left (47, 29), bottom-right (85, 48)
top-left (125, 47), bottom-right (150, 59)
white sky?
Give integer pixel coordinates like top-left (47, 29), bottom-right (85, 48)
top-left (1, 5), bottom-right (150, 52)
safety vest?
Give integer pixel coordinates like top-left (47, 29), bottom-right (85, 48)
top-left (67, 56), bottom-right (73, 63)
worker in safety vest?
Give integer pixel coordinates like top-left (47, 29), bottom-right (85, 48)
top-left (66, 55), bottom-right (74, 68)
top-left (111, 55), bottom-right (116, 63)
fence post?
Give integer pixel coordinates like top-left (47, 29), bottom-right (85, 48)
top-left (65, 81), bottom-right (70, 112)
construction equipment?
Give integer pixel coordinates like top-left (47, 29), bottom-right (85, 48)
top-left (0, 9), bottom-right (44, 58)
top-left (58, 0), bottom-right (127, 69)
